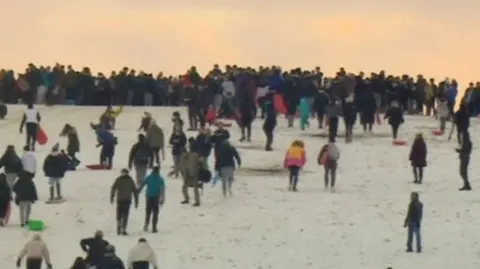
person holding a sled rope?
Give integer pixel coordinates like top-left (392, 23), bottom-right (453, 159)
top-left (19, 103), bottom-right (41, 151)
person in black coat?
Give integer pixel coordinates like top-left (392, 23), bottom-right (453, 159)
top-left (0, 173), bottom-right (12, 226)
top-left (214, 140), bottom-right (241, 197)
top-left (128, 134), bottom-right (154, 184)
top-left (262, 91), bottom-right (277, 151)
top-left (359, 89), bottom-right (377, 132)
top-left (169, 127), bottom-right (187, 178)
top-left (0, 145), bottom-right (22, 187)
top-left (404, 191), bottom-right (423, 253)
top-left (12, 171), bottom-right (38, 227)
top-left (192, 128), bottom-right (212, 159)
top-left (313, 89), bottom-right (329, 129)
top-left (342, 96), bottom-right (356, 143)
top-left (384, 101), bottom-right (404, 140)
top-left (449, 102), bottom-right (470, 144)
top-left (80, 230), bottom-right (110, 268)
top-left (238, 96), bottom-right (256, 142)
top-left (456, 131), bottom-right (472, 191)
top-left (43, 143), bottom-right (68, 202)
top-left (97, 245), bottom-right (125, 269)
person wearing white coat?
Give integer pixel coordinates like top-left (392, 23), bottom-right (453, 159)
top-left (127, 238), bottom-right (158, 269)
top-left (21, 146), bottom-right (37, 180)
top-left (436, 100), bottom-right (450, 133)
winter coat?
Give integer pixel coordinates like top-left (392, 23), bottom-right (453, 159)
top-left (127, 242), bottom-right (158, 269)
top-left (214, 141), bottom-right (241, 171)
top-left (145, 124), bottom-right (164, 149)
top-left (138, 172), bottom-right (165, 198)
top-left (13, 173), bottom-right (38, 203)
top-left (110, 175), bottom-right (138, 203)
top-left (283, 146), bottom-right (306, 168)
top-left (436, 102), bottom-right (449, 119)
top-left (96, 128), bottom-right (116, 146)
top-left (298, 98), bottom-right (310, 118)
top-left (313, 91), bottom-right (329, 114)
top-left (409, 138), bottom-right (427, 167)
top-left (67, 128), bottom-right (80, 153)
top-left (169, 132), bottom-right (187, 155)
top-left (404, 200), bottom-right (423, 226)
top-left (0, 150), bottom-right (22, 174)
top-left (139, 116), bottom-right (152, 132)
top-left (342, 102), bottom-right (357, 125)
top-left (0, 175), bottom-right (12, 202)
top-left (384, 106), bottom-right (404, 126)
top-left (211, 128), bottom-right (230, 147)
top-left (192, 133), bottom-right (212, 158)
top-left (179, 151), bottom-right (207, 187)
top-left (21, 151), bottom-right (36, 174)
top-left (97, 253), bottom-right (125, 269)
top-left (43, 153), bottom-right (68, 178)
top-left (18, 235), bottom-right (51, 264)
top-left (319, 143), bottom-right (340, 162)
top-left (128, 142), bottom-right (153, 166)
top-left (325, 102), bottom-right (342, 118)
top-left (80, 236), bottom-right (109, 267)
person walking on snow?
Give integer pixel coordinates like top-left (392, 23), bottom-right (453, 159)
top-left (137, 166), bottom-right (165, 233)
top-left (283, 140), bottom-right (306, 191)
top-left (0, 145), bottom-right (22, 188)
top-left (408, 133), bottom-right (427, 184)
top-left (318, 137), bottom-right (340, 192)
top-left (110, 169), bottom-right (138, 235)
top-left (404, 191), bottom-right (423, 253)
top-left (127, 238), bottom-right (159, 269)
top-left (43, 143), bottom-right (68, 203)
top-left (298, 98), bottom-right (310, 131)
top-left (12, 171), bottom-right (38, 227)
top-left (456, 131), bottom-right (472, 191)
top-left (214, 140), bottom-right (241, 197)
top-left (128, 134), bottom-right (154, 185)
top-left (21, 145), bottom-right (37, 180)
top-left (19, 103), bottom-right (41, 151)
top-left (16, 234), bottom-right (52, 269)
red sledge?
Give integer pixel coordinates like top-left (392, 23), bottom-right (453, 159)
top-left (37, 126), bottom-right (48, 145)
top-left (86, 164), bottom-right (110, 170)
top-left (432, 130), bottom-right (443, 136)
top-left (206, 107), bottom-right (216, 124)
top-left (273, 94), bottom-right (287, 114)
top-left (392, 140), bottom-right (407, 146)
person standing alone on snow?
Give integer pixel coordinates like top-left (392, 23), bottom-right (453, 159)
top-left (137, 166), bottom-right (165, 233)
top-left (16, 234), bottom-right (52, 269)
top-left (408, 133), bottom-right (427, 184)
top-left (404, 191), bottom-right (423, 253)
top-left (127, 238), bottom-right (159, 269)
top-left (110, 169), bottom-right (138, 235)
top-left (128, 134), bottom-right (154, 185)
top-left (42, 143), bottom-right (68, 203)
top-left (19, 103), bottom-right (41, 151)
top-left (283, 140), bottom-right (306, 191)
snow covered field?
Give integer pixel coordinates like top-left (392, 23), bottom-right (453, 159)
top-left (0, 105), bottom-right (479, 269)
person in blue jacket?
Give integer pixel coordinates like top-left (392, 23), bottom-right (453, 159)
top-left (92, 123), bottom-right (117, 169)
top-left (298, 98), bottom-right (310, 130)
top-left (137, 166), bottom-right (165, 233)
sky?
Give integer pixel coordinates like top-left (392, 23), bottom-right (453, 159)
top-left (2, 0), bottom-right (479, 86)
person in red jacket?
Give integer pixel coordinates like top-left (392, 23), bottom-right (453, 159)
top-left (409, 133), bottom-right (427, 184)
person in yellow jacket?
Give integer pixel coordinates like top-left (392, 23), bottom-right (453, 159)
top-left (99, 105), bottom-right (123, 130)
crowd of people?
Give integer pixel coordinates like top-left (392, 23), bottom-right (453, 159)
top-left (0, 63), bottom-right (477, 269)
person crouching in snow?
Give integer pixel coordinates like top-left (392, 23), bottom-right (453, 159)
top-left (93, 124), bottom-right (117, 169)
top-left (0, 173), bottom-right (12, 226)
top-left (0, 145), bottom-right (22, 188)
top-left (214, 139), bottom-right (241, 197)
top-left (110, 169), bottom-right (138, 235)
top-left (13, 171), bottom-right (38, 227)
top-left (436, 99), bottom-right (449, 134)
top-left (283, 140), bottom-right (306, 191)
top-left (384, 100), bottom-right (404, 140)
top-left (409, 133), bottom-right (427, 184)
top-left (127, 238), bottom-right (159, 269)
top-left (97, 245), bottom-right (124, 269)
top-left (318, 137), bottom-right (340, 192)
top-left (137, 166), bottom-right (165, 233)
top-left (16, 234), bottom-right (52, 269)
top-left (60, 124), bottom-right (81, 169)
top-left (43, 143), bottom-right (68, 203)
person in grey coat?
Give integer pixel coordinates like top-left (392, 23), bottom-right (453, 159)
top-left (145, 121), bottom-right (165, 168)
top-left (128, 134), bottom-right (154, 185)
top-left (318, 137), bottom-right (340, 192)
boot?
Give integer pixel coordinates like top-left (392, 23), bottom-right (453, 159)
top-left (55, 182), bottom-right (63, 200)
top-left (181, 200), bottom-right (189, 204)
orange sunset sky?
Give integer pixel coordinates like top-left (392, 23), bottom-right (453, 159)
top-left (2, 0), bottom-right (479, 87)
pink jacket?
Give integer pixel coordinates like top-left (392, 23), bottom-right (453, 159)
top-left (284, 146), bottom-right (306, 168)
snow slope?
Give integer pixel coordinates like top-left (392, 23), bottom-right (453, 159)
top-left (0, 105), bottom-right (479, 269)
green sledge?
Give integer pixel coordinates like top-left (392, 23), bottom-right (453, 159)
top-left (28, 220), bottom-right (45, 231)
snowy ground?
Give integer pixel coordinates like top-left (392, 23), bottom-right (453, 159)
top-left (0, 105), bottom-right (479, 269)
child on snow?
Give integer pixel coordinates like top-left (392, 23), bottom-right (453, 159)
top-left (318, 137), bottom-right (340, 192)
top-left (283, 140), bottom-right (306, 191)
top-left (137, 166), bottom-right (165, 233)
